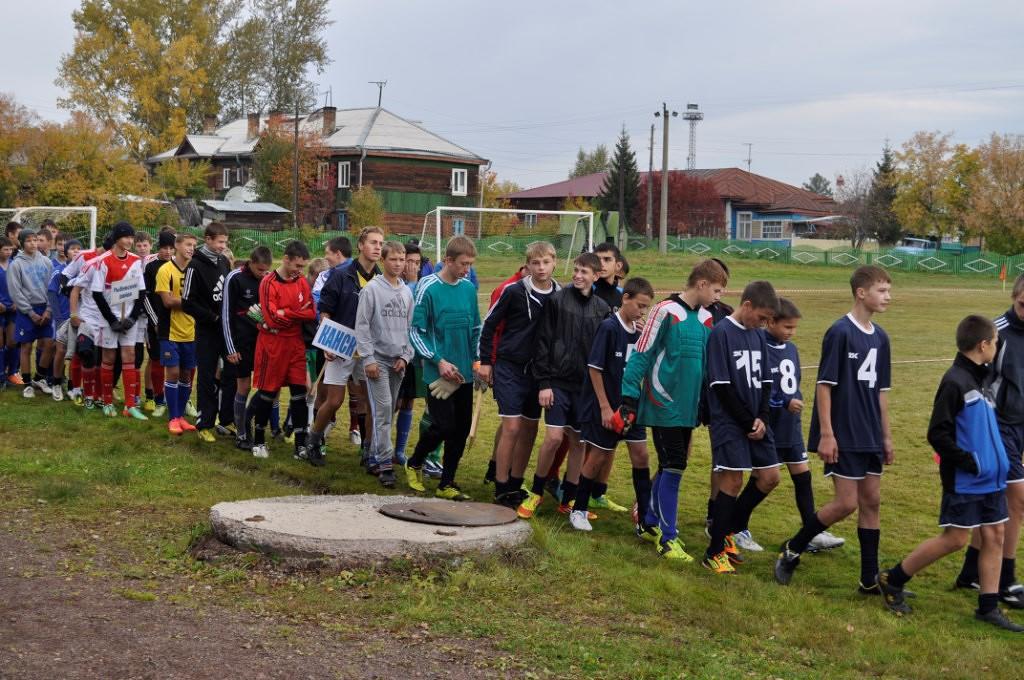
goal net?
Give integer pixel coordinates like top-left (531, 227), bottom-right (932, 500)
top-left (420, 206), bottom-right (595, 276)
top-left (0, 206), bottom-right (98, 249)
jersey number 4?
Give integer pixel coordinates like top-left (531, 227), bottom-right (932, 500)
top-left (856, 347), bottom-right (878, 388)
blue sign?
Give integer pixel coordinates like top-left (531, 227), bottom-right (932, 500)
top-left (312, 318), bottom-right (357, 359)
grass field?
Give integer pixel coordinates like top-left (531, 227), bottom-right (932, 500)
top-left (1, 252), bottom-right (1021, 679)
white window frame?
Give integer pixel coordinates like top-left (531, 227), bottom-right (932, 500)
top-left (316, 161), bottom-right (330, 189)
top-left (737, 211), bottom-right (752, 240)
top-left (337, 161), bottom-right (351, 188)
top-left (222, 168), bottom-right (232, 189)
top-left (451, 168), bottom-right (468, 197)
top-left (524, 213), bottom-right (537, 228)
top-left (762, 220), bottom-right (783, 239)
top-left (235, 166), bottom-right (243, 183)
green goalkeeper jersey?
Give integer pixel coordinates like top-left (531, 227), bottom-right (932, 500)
top-left (409, 273), bottom-right (481, 386)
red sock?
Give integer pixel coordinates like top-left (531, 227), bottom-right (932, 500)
top-left (70, 355), bottom-right (82, 389)
top-left (545, 438), bottom-right (571, 480)
top-left (124, 367), bottom-right (139, 408)
top-left (100, 364), bottom-right (114, 405)
top-left (150, 360), bottom-right (165, 397)
top-left (83, 367), bottom-right (97, 400)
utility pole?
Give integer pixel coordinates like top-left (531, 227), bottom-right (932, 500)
top-left (655, 103), bottom-right (676, 254)
top-left (368, 80), bottom-right (387, 107)
top-left (293, 93), bottom-right (300, 229)
top-left (646, 123), bottom-right (654, 240)
top-left (743, 143), bottom-right (753, 172)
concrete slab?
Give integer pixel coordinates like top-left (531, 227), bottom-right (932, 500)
top-left (210, 494), bottom-right (532, 564)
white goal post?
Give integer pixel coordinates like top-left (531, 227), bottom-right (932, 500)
top-left (421, 206), bottom-right (594, 265)
top-left (0, 206), bottom-right (98, 249)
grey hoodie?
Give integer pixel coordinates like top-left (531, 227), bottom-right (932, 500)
top-left (355, 274), bottom-right (415, 364)
top-left (8, 250), bottom-right (53, 314)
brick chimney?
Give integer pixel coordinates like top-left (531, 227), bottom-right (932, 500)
top-left (202, 114), bottom-right (217, 134)
top-left (321, 106), bottom-right (336, 138)
top-left (247, 112), bottom-right (260, 139)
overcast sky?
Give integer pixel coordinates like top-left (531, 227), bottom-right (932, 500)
top-left (3, 1), bottom-right (1022, 190)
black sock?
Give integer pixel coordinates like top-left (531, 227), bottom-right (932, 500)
top-left (593, 481), bottom-right (608, 498)
top-left (1001, 557), bottom-right (1017, 591)
top-left (789, 513), bottom-right (828, 554)
top-left (145, 388), bottom-right (154, 400)
top-left (790, 471), bottom-right (816, 525)
top-left (632, 467), bottom-right (652, 526)
top-left (959, 545), bottom-right (980, 584)
top-left (22, 372), bottom-right (31, 384)
top-left (531, 474), bottom-right (547, 496)
top-left (485, 458), bottom-right (496, 481)
top-left (509, 476), bottom-right (524, 493)
top-left (560, 477), bottom-right (578, 507)
top-left (33, 371), bottom-right (43, 382)
top-left (978, 592), bottom-right (1000, 615)
top-left (708, 492), bottom-right (737, 556)
top-left (888, 562), bottom-right (912, 588)
top-left (494, 479), bottom-right (508, 497)
top-left (574, 475), bottom-right (595, 514)
top-left (858, 527), bottom-right (881, 587)
top-left (706, 496), bottom-right (714, 522)
top-left (253, 427), bottom-right (266, 445)
top-left (731, 476), bottom-right (769, 534)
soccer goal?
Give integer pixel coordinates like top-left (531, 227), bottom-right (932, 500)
top-left (0, 206), bottom-right (98, 248)
top-left (421, 206), bottom-right (594, 273)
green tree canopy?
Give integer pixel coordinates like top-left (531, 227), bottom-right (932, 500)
top-left (596, 127), bottom-right (640, 230)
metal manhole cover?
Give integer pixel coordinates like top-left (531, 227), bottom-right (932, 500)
top-left (380, 501), bottom-right (518, 526)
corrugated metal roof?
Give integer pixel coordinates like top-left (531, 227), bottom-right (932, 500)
top-left (201, 200), bottom-right (290, 214)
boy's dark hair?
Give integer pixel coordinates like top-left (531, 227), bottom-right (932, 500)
top-left (204, 221), bottom-right (229, 239)
top-left (741, 280), bottom-right (779, 312)
top-left (0, 235), bottom-right (11, 249)
top-left (54, 231), bottom-right (67, 243)
top-left (687, 258), bottom-right (728, 287)
top-left (775, 297), bottom-right (801, 320)
top-left (134, 231), bottom-right (152, 244)
top-left (618, 254), bottom-right (630, 276)
top-left (404, 241), bottom-right (421, 257)
top-left (956, 314), bottom-right (997, 353)
top-left (574, 252), bottom-right (601, 273)
top-left (594, 242), bottom-right (621, 258)
top-left (5, 221), bottom-right (21, 236)
top-left (326, 236), bottom-right (352, 258)
top-left (623, 277), bottom-right (655, 299)
top-left (249, 246), bottom-right (273, 265)
top-left (40, 218), bottom-right (56, 229)
top-left (850, 265), bottom-right (891, 296)
top-left (284, 241), bottom-right (310, 260)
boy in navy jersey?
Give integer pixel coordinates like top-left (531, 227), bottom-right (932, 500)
top-left (876, 315), bottom-right (1023, 631)
top-left (570, 277), bottom-right (654, 531)
top-left (732, 298), bottom-right (845, 553)
top-left (702, 281), bottom-right (780, 574)
top-left (775, 266), bottom-right (894, 590)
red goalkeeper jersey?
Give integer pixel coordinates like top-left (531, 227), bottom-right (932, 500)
top-left (258, 271), bottom-right (315, 338)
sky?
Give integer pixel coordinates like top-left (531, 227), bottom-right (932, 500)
top-left (2, 0), bottom-right (1023, 191)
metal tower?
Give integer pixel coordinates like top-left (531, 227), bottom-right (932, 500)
top-left (682, 103), bottom-right (703, 170)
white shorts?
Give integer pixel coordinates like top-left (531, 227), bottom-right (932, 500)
top-left (324, 355), bottom-right (365, 386)
top-left (93, 319), bottom-right (145, 349)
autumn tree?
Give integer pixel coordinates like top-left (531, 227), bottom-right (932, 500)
top-left (834, 170), bottom-right (873, 249)
top-left (802, 173), bottom-right (834, 197)
top-left (479, 171), bottom-right (521, 236)
top-left (154, 158), bottom-right (213, 200)
top-left (252, 0), bottom-right (332, 113)
top-left (633, 171), bottom-right (724, 238)
top-left (570, 145), bottom-right (610, 179)
top-left (596, 127), bottom-right (640, 230)
top-left (250, 127), bottom-right (334, 226)
top-left (347, 184), bottom-right (385, 231)
top-left (964, 134), bottom-right (1024, 255)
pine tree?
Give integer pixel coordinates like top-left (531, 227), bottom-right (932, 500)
top-left (802, 173), bottom-right (833, 197)
top-left (597, 126), bottom-right (641, 230)
top-left (867, 145), bottom-right (902, 245)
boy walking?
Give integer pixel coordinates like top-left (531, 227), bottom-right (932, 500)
top-left (350, 241), bottom-right (414, 485)
top-left (775, 266), bottom-right (894, 590)
top-left (877, 315), bottom-right (1023, 631)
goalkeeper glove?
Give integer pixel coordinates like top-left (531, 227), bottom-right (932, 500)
top-left (611, 397), bottom-right (638, 435)
top-left (246, 303), bottom-right (264, 324)
top-left (428, 378), bottom-right (460, 400)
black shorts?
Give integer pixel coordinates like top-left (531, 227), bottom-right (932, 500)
top-left (580, 419), bottom-right (647, 452)
top-left (544, 386), bottom-right (581, 431)
top-left (824, 450), bottom-right (884, 480)
top-left (493, 360), bottom-right (541, 420)
top-left (234, 341), bottom-right (256, 379)
top-left (999, 422), bottom-right (1024, 484)
top-left (939, 490), bottom-right (1008, 528)
top-left (776, 445), bottom-right (809, 465)
top-left (712, 435), bottom-right (779, 472)
top-left (398, 361), bottom-right (418, 401)
top-left (147, 326), bottom-right (161, 358)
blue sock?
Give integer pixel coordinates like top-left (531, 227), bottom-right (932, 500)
top-left (6, 346), bottom-right (19, 376)
top-left (164, 381), bottom-right (180, 420)
top-left (178, 381), bottom-right (192, 418)
top-left (652, 469), bottom-right (682, 542)
top-left (395, 408), bottom-right (413, 456)
top-left (270, 400), bottom-right (281, 432)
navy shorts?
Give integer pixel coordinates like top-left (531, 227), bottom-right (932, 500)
top-left (544, 386), bottom-right (581, 431)
top-left (999, 422), bottom-right (1024, 484)
top-left (14, 305), bottom-right (54, 343)
top-left (1, 310), bottom-right (14, 327)
top-left (160, 340), bottom-right (197, 370)
top-left (580, 419), bottom-right (647, 452)
top-left (776, 445), bottom-right (809, 465)
top-left (824, 450), bottom-right (884, 480)
top-left (939, 490), bottom-right (1009, 528)
top-left (398, 361), bottom-right (417, 401)
top-left (712, 435), bottom-right (779, 472)
top-left (493, 360), bottom-right (541, 419)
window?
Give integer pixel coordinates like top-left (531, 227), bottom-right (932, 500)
top-left (524, 213), bottom-right (537, 228)
top-left (737, 212), bottom-right (752, 239)
top-left (761, 220), bottom-right (783, 239)
top-left (337, 161), bottom-right (351, 188)
top-left (451, 168), bottom-right (468, 196)
top-left (317, 161), bottom-right (330, 189)
top-left (235, 167), bottom-right (244, 183)
top-left (222, 168), bottom-right (232, 189)
top-left (452, 218), bottom-right (465, 236)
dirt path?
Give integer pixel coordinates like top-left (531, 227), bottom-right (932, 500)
top-left (0, 521), bottom-right (520, 680)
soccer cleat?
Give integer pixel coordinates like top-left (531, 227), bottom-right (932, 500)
top-left (7, 374), bottom-right (25, 386)
top-left (124, 406), bottom-right (148, 421)
top-left (858, 581), bottom-right (881, 595)
top-left (557, 502), bottom-right (597, 520)
top-left (704, 519), bottom-right (712, 540)
top-left (631, 501), bottom-right (639, 525)
top-left (1000, 584), bottom-right (1024, 609)
top-left (168, 419), bottom-right (184, 436)
top-left (436, 484), bottom-right (471, 501)
top-left (251, 444), bottom-right (269, 459)
top-left (701, 550), bottom-right (735, 573)
top-left (349, 429), bottom-right (362, 447)
top-left (774, 542), bottom-right (801, 585)
top-left (569, 510), bottom-right (593, 532)
top-left (635, 523), bottom-right (663, 544)
top-left (102, 403), bottom-right (118, 417)
top-left (177, 418), bottom-right (197, 432)
top-left (32, 379), bottom-right (52, 394)
top-left (184, 401), bottom-right (198, 418)
top-left (378, 469), bottom-right (397, 489)
top-left (197, 428), bottom-right (216, 443)
top-left (975, 607), bottom-right (1024, 632)
top-left (405, 465), bottom-right (426, 492)
top-left (293, 446), bottom-right (308, 462)
top-left (143, 398), bottom-right (156, 412)
top-left (591, 495), bottom-right (629, 512)
top-left (235, 435), bottom-right (252, 451)
top-left (733, 529), bottom-right (764, 552)
top-left (723, 534), bottom-right (745, 565)
top-left (877, 571), bottom-right (912, 615)
top-left (494, 491), bottom-right (521, 509)
top-left (483, 463), bottom-right (496, 485)
top-left (517, 492), bottom-right (544, 519)
top-left (51, 384), bottom-right (64, 402)
top-left (215, 423), bottom-right (237, 437)
top-left (84, 397), bottom-right (95, 410)
top-left (544, 476), bottom-right (562, 502)
top-left (73, 391), bottom-right (85, 407)
top-left (151, 404), bottom-right (166, 418)
top-left (423, 459), bottom-right (444, 479)
top-left (657, 538), bottom-right (694, 563)
top-left (955, 576), bottom-right (980, 590)
top-left (806, 530), bottom-right (845, 553)
top-left (306, 433), bottom-right (326, 467)
top-left (22, 385), bottom-right (35, 399)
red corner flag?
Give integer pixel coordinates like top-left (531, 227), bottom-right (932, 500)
top-left (1001, 263), bottom-right (1008, 282)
